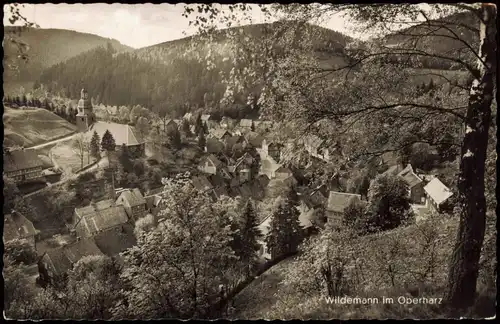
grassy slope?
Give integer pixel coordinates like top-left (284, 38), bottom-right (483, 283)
top-left (230, 216), bottom-right (494, 319)
top-left (3, 107), bottom-right (77, 147)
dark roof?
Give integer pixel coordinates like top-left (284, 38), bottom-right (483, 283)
top-left (397, 165), bottom-right (423, 188)
top-left (117, 188), bottom-right (146, 207)
top-left (206, 154), bottom-right (222, 167)
top-left (46, 238), bottom-right (104, 275)
top-left (225, 135), bottom-right (245, 148)
top-left (76, 205), bottom-right (129, 237)
top-left (208, 173), bottom-right (227, 188)
top-left (244, 131), bottom-right (264, 147)
top-left (212, 186), bottom-right (229, 198)
top-left (257, 174), bottom-right (270, 188)
top-left (3, 149), bottom-right (43, 173)
top-left (382, 164), bottom-right (404, 177)
top-left (304, 134), bottom-right (325, 150)
top-left (93, 224), bottom-right (137, 256)
top-left (192, 175), bottom-right (214, 191)
top-left (75, 199), bottom-right (115, 218)
top-left (327, 191), bottom-right (362, 213)
top-left (3, 212), bottom-right (38, 242)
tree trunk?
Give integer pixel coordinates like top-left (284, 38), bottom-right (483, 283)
top-left (446, 4), bottom-right (497, 311)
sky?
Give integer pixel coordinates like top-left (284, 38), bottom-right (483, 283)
top-left (3, 3), bottom-right (358, 49)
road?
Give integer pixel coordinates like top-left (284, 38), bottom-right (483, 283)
top-left (27, 132), bottom-right (78, 150)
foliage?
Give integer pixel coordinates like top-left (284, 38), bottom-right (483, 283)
top-left (167, 126), bottom-right (182, 150)
top-left (90, 131), bottom-right (101, 160)
top-left (101, 129), bottom-right (116, 151)
top-left (3, 175), bottom-right (20, 214)
top-left (114, 180), bottom-right (238, 319)
top-left (232, 199), bottom-right (262, 274)
top-left (365, 174), bottom-right (413, 233)
top-left (265, 187), bottom-right (303, 259)
top-left (198, 128), bottom-right (207, 150)
top-left (342, 199), bottom-right (368, 232)
top-left (4, 239), bottom-right (38, 266)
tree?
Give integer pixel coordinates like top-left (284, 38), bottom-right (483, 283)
top-left (4, 239), bottom-right (38, 266)
top-left (73, 134), bottom-right (90, 169)
top-left (184, 3), bottom-right (496, 310)
top-left (233, 199), bottom-right (262, 276)
top-left (101, 130), bottom-right (116, 152)
top-left (133, 160), bottom-right (145, 177)
top-left (135, 116), bottom-right (150, 140)
top-left (265, 187), bottom-right (303, 259)
top-left (365, 174), bottom-right (413, 233)
top-left (194, 113), bottom-right (203, 135)
top-left (181, 119), bottom-right (192, 137)
top-left (3, 175), bottom-right (20, 214)
top-left (167, 126), bottom-right (182, 150)
top-left (342, 199), bottom-right (367, 232)
top-left (203, 121), bottom-right (209, 134)
top-left (119, 144), bottom-right (133, 173)
top-left (115, 180), bottom-right (237, 319)
top-left (197, 128), bottom-right (206, 150)
top-left (90, 131), bottom-right (101, 161)
top-left (118, 106), bottom-right (131, 123)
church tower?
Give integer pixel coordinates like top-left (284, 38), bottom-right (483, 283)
top-left (76, 88), bottom-right (96, 132)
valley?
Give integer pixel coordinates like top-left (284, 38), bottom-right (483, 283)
top-left (2, 3), bottom-right (496, 321)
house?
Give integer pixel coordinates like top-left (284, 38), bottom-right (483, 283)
top-left (3, 148), bottom-right (44, 184)
top-left (38, 237), bottom-right (104, 286)
top-left (261, 139), bottom-right (283, 162)
top-left (382, 164), bottom-right (405, 177)
top-left (183, 112), bottom-right (194, 122)
top-left (397, 164), bottom-right (425, 204)
top-left (326, 191), bottom-right (362, 227)
top-left (240, 119), bottom-right (254, 129)
top-left (192, 175), bottom-right (214, 192)
top-left (115, 188), bottom-right (147, 221)
top-left (4, 211), bottom-right (39, 247)
top-left (85, 121), bottom-right (145, 157)
top-left (303, 135), bottom-right (331, 162)
top-left (274, 166), bottom-right (294, 180)
top-left (198, 154), bottom-right (223, 175)
top-left (93, 224), bottom-right (137, 257)
top-left (244, 131), bottom-right (265, 148)
top-left (229, 154), bottom-right (254, 182)
top-left (220, 117), bottom-right (237, 129)
top-left (161, 119), bottom-right (179, 133)
top-left (74, 199), bottom-right (130, 238)
top-left (201, 114), bottom-right (217, 128)
top-left (224, 135), bottom-right (246, 151)
top-left (210, 128), bottom-right (232, 141)
top-left (144, 187), bottom-right (168, 216)
top-left (259, 157), bottom-right (282, 179)
top-left (424, 178), bottom-right (453, 213)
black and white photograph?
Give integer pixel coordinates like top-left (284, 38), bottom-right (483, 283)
top-left (2, 2), bottom-right (497, 320)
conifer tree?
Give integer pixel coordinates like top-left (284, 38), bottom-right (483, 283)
top-left (167, 126), bottom-right (182, 150)
top-left (265, 187), bottom-right (303, 259)
top-left (101, 129), bottom-right (116, 151)
top-left (181, 119), bottom-right (191, 137)
top-left (197, 128), bottom-right (206, 150)
top-left (194, 113), bottom-right (203, 135)
top-left (89, 131), bottom-right (101, 161)
top-left (250, 121), bottom-right (255, 132)
top-left (234, 199), bottom-right (262, 276)
top-left (203, 121), bottom-right (209, 134)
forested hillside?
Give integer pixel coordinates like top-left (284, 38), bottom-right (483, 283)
top-left (3, 27), bottom-right (132, 94)
top-left (34, 22), bottom-right (354, 118)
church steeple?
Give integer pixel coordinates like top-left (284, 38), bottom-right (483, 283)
top-left (76, 88), bottom-right (95, 132)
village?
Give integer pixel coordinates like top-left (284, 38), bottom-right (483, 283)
top-left (4, 87), bottom-right (456, 287)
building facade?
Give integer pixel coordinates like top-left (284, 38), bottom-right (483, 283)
top-left (76, 88), bottom-right (96, 132)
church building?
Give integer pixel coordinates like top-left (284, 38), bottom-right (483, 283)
top-left (77, 88), bottom-right (145, 157)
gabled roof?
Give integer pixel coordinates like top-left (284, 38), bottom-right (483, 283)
top-left (240, 119), bottom-right (253, 127)
top-left (3, 149), bottom-right (43, 173)
top-left (192, 175), bottom-right (214, 191)
top-left (45, 237), bottom-right (104, 275)
top-left (117, 188), bottom-right (146, 207)
top-left (397, 164), bottom-right (423, 188)
top-left (3, 212), bottom-right (38, 242)
top-left (225, 135), bottom-right (245, 148)
top-left (382, 164), bottom-right (404, 177)
top-left (76, 204), bottom-right (130, 237)
top-left (205, 154), bottom-right (222, 167)
top-left (75, 199), bottom-right (115, 217)
top-left (208, 173), bottom-right (227, 188)
top-left (275, 166), bottom-right (292, 174)
top-left (183, 112), bottom-right (193, 120)
top-left (93, 224), bottom-right (137, 256)
top-left (201, 114), bottom-right (212, 121)
top-left (86, 121), bottom-right (144, 146)
top-left (244, 131), bottom-right (265, 147)
top-left (211, 128), bottom-right (231, 140)
top-left (424, 178), bottom-right (453, 206)
top-left (304, 134), bottom-right (325, 150)
top-left (326, 191), bottom-right (362, 213)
